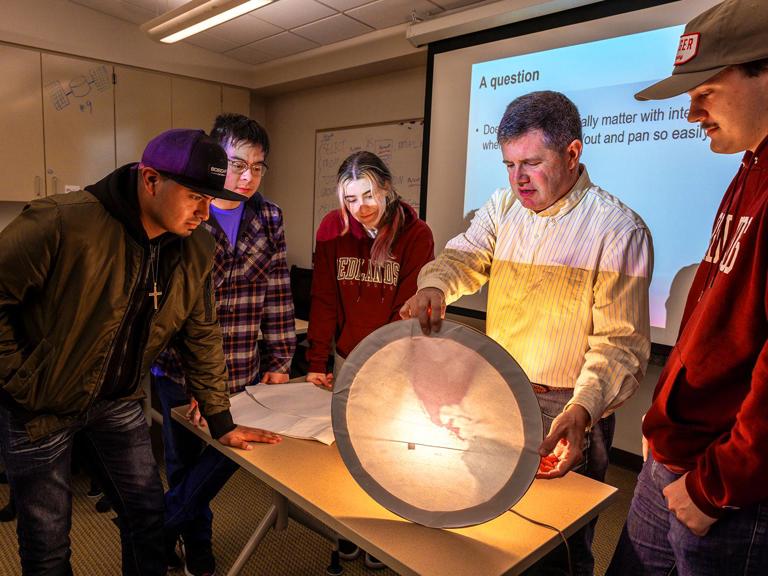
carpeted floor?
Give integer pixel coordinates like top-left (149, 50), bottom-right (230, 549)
top-left (593, 465), bottom-right (637, 574)
top-left (0, 462), bottom-right (637, 575)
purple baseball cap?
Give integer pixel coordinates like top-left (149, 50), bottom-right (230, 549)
top-left (141, 129), bottom-right (246, 201)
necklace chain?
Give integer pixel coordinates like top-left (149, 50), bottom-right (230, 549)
top-left (148, 244), bottom-right (162, 310)
top-left (149, 244), bottom-right (159, 282)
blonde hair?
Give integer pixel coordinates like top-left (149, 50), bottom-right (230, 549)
top-left (336, 151), bottom-right (405, 268)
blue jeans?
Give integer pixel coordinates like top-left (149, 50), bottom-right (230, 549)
top-left (152, 374), bottom-right (239, 545)
top-left (0, 399), bottom-right (165, 576)
top-left (607, 452), bottom-right (768, 576)
top-left (525, 387), bottom-right (615, 576)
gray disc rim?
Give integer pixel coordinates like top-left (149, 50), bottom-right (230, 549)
top-left (332, 318), bottom-right (543, 528)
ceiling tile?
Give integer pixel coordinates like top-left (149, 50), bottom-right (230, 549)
top-left (205, 13), bottom-right (284, 45)
top-left (248, 31), bottom-right (320, 57)
top-left (125, 0), bottom-right (187, 15)
top-left (293, 13), bottom-right (373, 45)
top-left (428, 0), bottom-right (485, 10)
top-left (254, 0), bottom-right (336, 29)
top-left (225, 44), bottom-right (274, 65)
top-left (346, 0), bottom-right (444, 29)
top-left (316, 0), bottom-right (374, 10)
top-left (68, 0), bottom-right (110, 10)
top-left (183, 31), bottom-right (241, 53)
top-left (68, 0), bottom-right (156, 24)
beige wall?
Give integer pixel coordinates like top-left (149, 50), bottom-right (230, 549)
top-left (263, 66), bottom-right (427, 269)
top-left (250, 95), bottom-right (268, 127)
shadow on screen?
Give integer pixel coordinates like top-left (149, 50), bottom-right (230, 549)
top-left (664, 263), bottom-right (699, 337)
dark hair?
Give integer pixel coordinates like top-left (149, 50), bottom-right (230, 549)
top-left (336, 151), bottom-right (404, 267)
top-left (496, 91), bottom-right (582, 150)
top-left (210, 113), bottom-right (270, 157)
top-left (734, 57), bottom-right (768, 78)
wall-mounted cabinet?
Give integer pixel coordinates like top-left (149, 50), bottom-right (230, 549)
top-left (172, 77), bottom-right (222, 132)
top-left (170, 80), bottom-right (249, 133)
top-left (0, 45), bottom-right (252, 202)
top-left (115, 66), bottom-right (172, 167)
top-left (42, 53), bottom-right (116, 195)
top-left (0, 45), bottom-right (45, 201)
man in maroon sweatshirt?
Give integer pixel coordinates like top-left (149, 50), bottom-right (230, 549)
top-left (607, 1), bottom-right (768, 574)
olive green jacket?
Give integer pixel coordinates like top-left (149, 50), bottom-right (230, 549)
top-left (0, 166), bottom-right (233, 441)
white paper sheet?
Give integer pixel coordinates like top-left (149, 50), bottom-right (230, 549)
top-left (245, 382), bottom-right (332, 419)
top-left (229, 386), bottom-right (334, 445)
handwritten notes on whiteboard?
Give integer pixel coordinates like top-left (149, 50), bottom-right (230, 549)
top-left (313, 120), bottom-right (424, 242)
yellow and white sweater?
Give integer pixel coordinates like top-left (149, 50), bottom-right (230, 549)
top-left (418, 167), bottom-right (653, 425)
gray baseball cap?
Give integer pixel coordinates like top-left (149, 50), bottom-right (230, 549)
top-left (635, 0), bottom-right (768, 101)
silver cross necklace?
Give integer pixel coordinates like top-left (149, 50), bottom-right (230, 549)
top-left (148, 244), bottom-right (162, 311)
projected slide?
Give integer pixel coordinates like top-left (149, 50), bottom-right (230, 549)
top-left (465, 25), bottom-right (740, 338)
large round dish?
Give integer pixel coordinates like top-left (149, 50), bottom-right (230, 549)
top-left (332, 319), bottom-right (542, 528)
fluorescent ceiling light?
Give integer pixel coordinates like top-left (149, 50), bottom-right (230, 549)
top-left (141, 0), bottom-right (274, 44)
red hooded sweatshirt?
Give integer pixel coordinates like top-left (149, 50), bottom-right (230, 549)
top-left (307, 201), bottom-right (434, 373)
top-left (644, 135), bottom-right (768, 517)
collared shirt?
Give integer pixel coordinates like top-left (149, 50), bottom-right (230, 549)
top-left (153, 193), bottom-right (296, 394)
top-left (418, 167), bottom-right (653, 425)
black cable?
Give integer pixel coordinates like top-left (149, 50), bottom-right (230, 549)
top-left (509, 508), bottom-right (573, 576)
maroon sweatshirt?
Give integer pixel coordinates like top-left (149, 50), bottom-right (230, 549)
top-left (644, 135), bottom-right (768, 517)
top-left (307, 201), bottom-right (434, 373)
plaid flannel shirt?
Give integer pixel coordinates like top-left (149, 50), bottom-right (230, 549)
top-left (153, 193), bottom-right (296, 394)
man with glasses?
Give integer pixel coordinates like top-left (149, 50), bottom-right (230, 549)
top-left (152, 114), bottom-right (296, 576)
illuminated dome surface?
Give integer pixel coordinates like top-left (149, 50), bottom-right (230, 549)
top-left (332, 319), bottom-right (542, 528)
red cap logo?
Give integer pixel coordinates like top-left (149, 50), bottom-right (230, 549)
top-left (675, 33), bottom-right (700, 66)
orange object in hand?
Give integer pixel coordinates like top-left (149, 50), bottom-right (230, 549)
top-left (538, 454), bottom-right (559, 473)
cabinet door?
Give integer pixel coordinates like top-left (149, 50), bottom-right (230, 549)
top-left (42, 54), bottom-right (116, 195)
top-left (222, 86), bottom-right (250, 117)
top-left (115, 66), bottom-right (172, 167)
top-left (0, 45), bottom-right (45, 201)
top-left (172, 78), bottom-right (221, 132)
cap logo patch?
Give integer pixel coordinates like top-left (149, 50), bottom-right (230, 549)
top-left (209, 165), bottom-right (227, 177)
top-left (675, 33), bottom-right (700, 66)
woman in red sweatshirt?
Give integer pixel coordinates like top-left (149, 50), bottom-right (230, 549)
top-left (306, 151), bottom-right (434, 390)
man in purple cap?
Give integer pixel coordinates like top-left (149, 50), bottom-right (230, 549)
top-left (0, 128), bottom-right (281, 575)
top-left (608, 1), bottom-right (768, 574)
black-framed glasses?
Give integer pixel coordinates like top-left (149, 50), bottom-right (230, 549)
top-left (228, 158), bottom-right (268, 177)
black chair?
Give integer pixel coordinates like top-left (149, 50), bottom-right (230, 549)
top-left (289, 266), bottom-right (313, 378)
top-left (290, 265), bottom-right (313, 321)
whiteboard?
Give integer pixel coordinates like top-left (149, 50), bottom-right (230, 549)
top-left (313, 120), bottom-right (423, 240)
